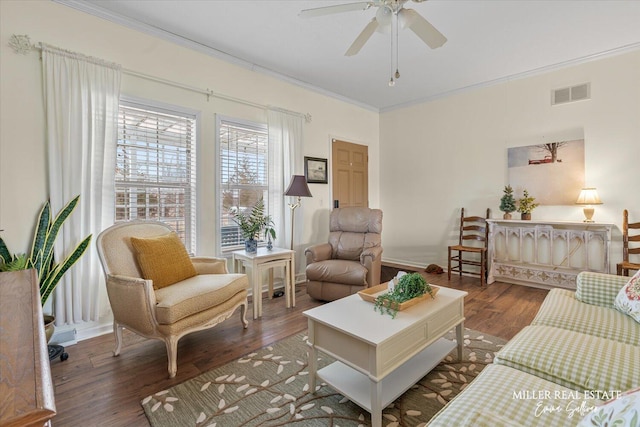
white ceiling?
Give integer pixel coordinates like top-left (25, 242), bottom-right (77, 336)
top-left (66, 0), bottom-right (640, 112)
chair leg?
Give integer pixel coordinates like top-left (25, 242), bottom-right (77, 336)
top-left (447, 248), bottom-right (452, 281)
top-left (480, 252), bottom-right (486, 287)
top-left (240, 299), bottom-right (249, 329)
top-left (113, 321), bottom-right (123, 357)
top-left (458, 250), bottom-right (462, 277)
top-left (165, 336), bottom-right (179, 378)
top-left (617, 265), bottom-right (622, 276)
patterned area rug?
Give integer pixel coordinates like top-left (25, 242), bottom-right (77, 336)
top-left (142, 328), bottom-right (505, 427)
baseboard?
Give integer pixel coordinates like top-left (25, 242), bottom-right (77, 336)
top-left (381, 258), bottom-right (427, 271)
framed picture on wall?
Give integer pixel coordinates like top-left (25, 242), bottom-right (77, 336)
top-left (304, 156), bottom-right (328, 184)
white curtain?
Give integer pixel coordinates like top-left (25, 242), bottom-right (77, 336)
top-left (267, 109), bottom-right (304, 264)
top-left (41, 44), bottom-right (121, 324)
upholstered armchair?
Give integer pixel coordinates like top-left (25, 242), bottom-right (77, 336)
top-left (96, 221), bottom-right (249, 378)
top-left (305, 207), bottom-right (383, 301)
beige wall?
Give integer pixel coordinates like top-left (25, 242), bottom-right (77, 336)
top-left (380, 50), bottom-right (640, 269)
top-left (0, 0), bottom-right (379, 333)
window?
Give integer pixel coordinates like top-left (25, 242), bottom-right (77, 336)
top-left (116, 101), bottom-right (197, 252)
top-left (217, 117), bottom-right (269, 251)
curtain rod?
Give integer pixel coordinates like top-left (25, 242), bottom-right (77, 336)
top-left (9, 34), bottom-right (312, 123)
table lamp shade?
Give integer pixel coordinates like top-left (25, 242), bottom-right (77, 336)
top-left (576, 188), bottom-right (602, 205)
top-left (285, 175), bottom-right (312, 198)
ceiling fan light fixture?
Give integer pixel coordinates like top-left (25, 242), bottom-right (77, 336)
top-left (375, 5), bottom-right (393, 32)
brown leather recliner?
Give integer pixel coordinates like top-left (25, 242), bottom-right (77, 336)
top-left (305, 207), bottom-right (383, 301)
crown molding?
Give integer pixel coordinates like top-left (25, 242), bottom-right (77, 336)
top-left (380, 43), bottom-right (640, 113)
top-left (52, 1), bottom-right (640, 114)
top-left (53, 0), bottom-right (380, 113)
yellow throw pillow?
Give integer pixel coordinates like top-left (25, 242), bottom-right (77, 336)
top-left (130, 232), bottom-right (197, 290)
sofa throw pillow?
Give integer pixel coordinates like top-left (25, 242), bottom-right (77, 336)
top-left (130, 232), bottom-right (197, 290)
top-left (614, 269), bottom-right (640, 323)
top-left (577, 387), bottom-right (640, 426)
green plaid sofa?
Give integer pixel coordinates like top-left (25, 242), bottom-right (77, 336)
top-left (428, 272), bottom-right (639, 426)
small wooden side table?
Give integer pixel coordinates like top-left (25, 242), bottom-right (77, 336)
top-left (232, 247), bottom-right (295, 319)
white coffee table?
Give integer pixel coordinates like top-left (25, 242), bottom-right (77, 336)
top-left (232, 247), bottom-right (295, 319)
top-left (304, 285), bottom-right (467, 427)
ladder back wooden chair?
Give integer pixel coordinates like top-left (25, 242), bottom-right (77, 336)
top-left (448, 208), bottom-right (491, 286)
top-left (616, 209), bottom-right (640, 276)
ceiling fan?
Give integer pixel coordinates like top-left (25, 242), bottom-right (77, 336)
top-left (300, 0), bottom-right (447, 85)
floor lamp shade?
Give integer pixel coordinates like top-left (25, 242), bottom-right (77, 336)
top-left (285, 175), bottom-right (312, 250)
top-left (285, 175), bottom-right (312, 198)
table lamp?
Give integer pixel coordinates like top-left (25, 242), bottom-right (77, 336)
top-left (576, 188), bottom-right (602, 222)
top-left (284, 175), bottom-right (312, 250)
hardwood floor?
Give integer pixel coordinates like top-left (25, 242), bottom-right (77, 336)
top-left (49, 270), bottom-right (548, 427)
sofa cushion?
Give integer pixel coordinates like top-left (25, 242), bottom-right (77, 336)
top-left (577, 387), bottom-right (640, 427)
top-left (531, 288), bottom-right (640, 346)
top-left (130, 232), bottom-right (197, 290)
top-left (427, 364), bottom-right (602, 427)
top-left (614, 270), bottom-right (640, 323)
top-left (494, 325), bottom-right (640, 392)
top-left (576, 271), bottom-right (628, 308)
top-left (305, 259), bottom-right (368, 285)
top-left (154, 273), bottom-right (248, 324)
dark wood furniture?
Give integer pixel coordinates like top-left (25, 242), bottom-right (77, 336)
top-left (617, 209), bottom-right (640, 276)
top-left (0, 270), bottom-right (56, 426)
top-left (448, 208), bottom-right (490, 286)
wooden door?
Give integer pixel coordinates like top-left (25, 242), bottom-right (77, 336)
top-left (332, 139), bottom-right (368, 208)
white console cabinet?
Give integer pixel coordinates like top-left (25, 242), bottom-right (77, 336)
top-left (487, 219), bottom-right (613, 290)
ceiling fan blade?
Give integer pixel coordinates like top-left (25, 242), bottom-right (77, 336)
top-left (345, 18), bottom-right (379, 56)
top-left (299, 2), bottom-right (372, 18)
top-left (400, 8), bottom-right (447, 49)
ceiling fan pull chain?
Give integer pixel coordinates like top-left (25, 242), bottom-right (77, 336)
top-left (389, 5), bottom-right (397, 86)
top-left (395, 6), bottom-right (400, 80)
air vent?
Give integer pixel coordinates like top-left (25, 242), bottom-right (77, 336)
top-left (552, 83), bottom-right (590, 105)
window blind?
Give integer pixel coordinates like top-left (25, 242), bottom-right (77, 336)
top-left (116, 101), bottom-right (197, 252)
top-left (219, 119), bottom-right (269, 250)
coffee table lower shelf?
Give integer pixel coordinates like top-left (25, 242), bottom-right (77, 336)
top-left (316, 337), bottom-right (456, 413)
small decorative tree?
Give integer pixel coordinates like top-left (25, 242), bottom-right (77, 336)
top-left (499, 185), bottom-right (517, 219)
top-left (517, 189), bottom-right (539, 220)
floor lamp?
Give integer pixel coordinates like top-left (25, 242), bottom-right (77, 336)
top-left (284, 175), bottom-right (312, 250)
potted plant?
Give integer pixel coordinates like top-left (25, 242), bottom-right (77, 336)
top-left (0, 195), bottom-right (92, 341)
top-left (499, 185), bottom-right (517, 219)
top-left (517, 189), bottom-right (539, 220)
top-left (230, 198), bottom-right (276, 253)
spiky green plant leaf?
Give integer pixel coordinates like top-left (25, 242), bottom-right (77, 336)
top-left (0, 195), bottom-right (90, 306)
top-left (39, 234), bottom-right (92, 305)
top-left (30, 200), bottom-right (51, 274)
top-left (36, 196), bottom-right (80, 283)
top-left (0, 238), bottom-right (13, 265)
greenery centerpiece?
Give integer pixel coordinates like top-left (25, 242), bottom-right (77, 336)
top-left (499, 185), bottom-right (517, 219)
top-left (374, 273), bottom-right (435, 318)
top-left (230, 198), bottom-right (276, 253)
top-left (517, 189), bottom-right (539, 220)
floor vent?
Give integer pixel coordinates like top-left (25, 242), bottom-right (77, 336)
top-left (552, 83), bottom-right (590, 105)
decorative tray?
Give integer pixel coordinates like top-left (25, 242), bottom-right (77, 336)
top-left (357, 282), bottom-right (439, 311)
